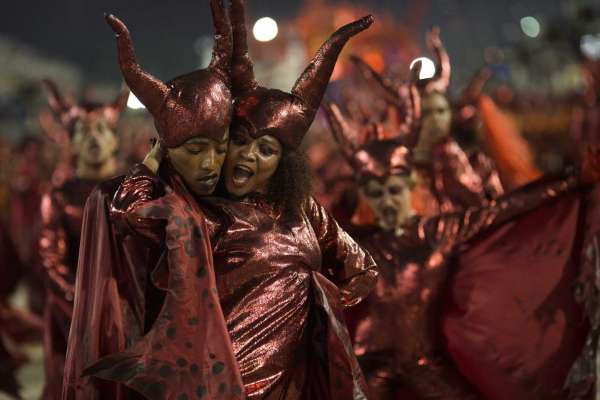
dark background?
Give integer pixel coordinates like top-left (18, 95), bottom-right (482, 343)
top-left (0, 0), bottom-right (568, 86)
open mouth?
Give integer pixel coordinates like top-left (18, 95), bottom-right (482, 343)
top-left (88, 142), bottom-right (100, 155)
top-left (197, 174), bottom-right (219, 187)
top-left (232, 164), bottom-right (254, 186)
top-left (382, 207), bottom-right (398, 224)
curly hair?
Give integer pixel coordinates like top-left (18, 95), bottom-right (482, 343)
top-left (266, 148), bottom-right (313, 222)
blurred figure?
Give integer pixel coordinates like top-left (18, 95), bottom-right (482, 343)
top-left (325, 68), bottom-right (600, 399)
top-left (8, 135), bottom-right (47, 315)
top-left (0, 219), bottom-right (43, 400)
top-left (351, 28), bottom-right (540, 217)
top-left (38, 80), bottom-right (128, 400)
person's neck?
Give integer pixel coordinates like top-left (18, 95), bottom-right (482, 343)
top-left (76, 157), bottom-right (117, 181)
top-left (413, 136), bottom-right (448, 163)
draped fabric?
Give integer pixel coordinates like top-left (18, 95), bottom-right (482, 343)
top-left (443, 187), bottom-right (600, 399)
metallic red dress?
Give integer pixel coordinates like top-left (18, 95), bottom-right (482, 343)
top-left (39, 178), bottom-right (100, 399)
top-left (65, 164), bottom-right (377, 400)
top-left (201, 193), bottom-right (377, 399)
top-left (351, 173), bottom-right (581, 399)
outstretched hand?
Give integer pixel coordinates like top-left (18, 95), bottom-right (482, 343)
top-left (142, 138), bottom-right (165, 174)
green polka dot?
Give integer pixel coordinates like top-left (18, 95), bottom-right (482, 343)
top-left (196, 385), bottom-right (207, 398)
top-left (212, 361), bottom-right (225, 375)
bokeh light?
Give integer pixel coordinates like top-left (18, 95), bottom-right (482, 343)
top-left (127, 93), bottom-right (146, 110)
top-left (253, 17), bottom-right (279, 42)
top-left (520, 16), bottom-right (541, 38)
top-left (410, 57), bottom-right (436, 80)
top-left (581, 34), bottom-right (600, 60)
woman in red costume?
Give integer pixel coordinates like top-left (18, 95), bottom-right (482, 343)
top-left (38, 79), bottom-right (129, 399)
top-left (65, 1), bottom-right (376, 399)
top-left (325, 72), bottom-right (600, 399)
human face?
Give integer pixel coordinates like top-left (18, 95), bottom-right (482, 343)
top-left (72, 114), bottom-right (118, 167)
top-left (167, 132), bottom-right (229, 196)
top-left (359, 174), bottom-right (414, 231)
top-left (224, 130), bottom-right (282, 198)
top-left (419, 92), bottom-right (452, 147)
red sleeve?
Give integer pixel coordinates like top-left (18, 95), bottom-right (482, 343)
top-left (306, 197), bottom-right (378, 308)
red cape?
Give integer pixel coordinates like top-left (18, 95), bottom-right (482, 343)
top-left (63, 175), bottom-right (243, 399)
top-left (443, 187), bottom-right (600, 399)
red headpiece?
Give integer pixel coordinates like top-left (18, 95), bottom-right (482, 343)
top-left (42, 79), bottom-right (129, 136)
top-left (229, 0), bottom-right (373, 149)
top-left (325, 62), bottom-right (421, 180)
top-left (352, 27), bottom-right (450, 96)
top-left (105, 0), bottom-right (233, 148)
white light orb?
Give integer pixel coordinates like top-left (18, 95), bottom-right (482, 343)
top-left (410, 57), bottom-right (436, 80)
top-left (253, 17), bottom-right (279, 42)
top-left (520, 16), bottom-right (541, 38)
top-left (127, 92), bottom-right (146, 110)
top-left (581, 34), bottom-right (600, 60)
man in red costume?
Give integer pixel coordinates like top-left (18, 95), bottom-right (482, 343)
top-left (39, 79), bottom-right (129, 399)
top-left (64, 2), bottom-right (242, 398)
top-left (65, 1), bottom-right (377, 399)
top-left (325, 72), bottom-right (600, 399)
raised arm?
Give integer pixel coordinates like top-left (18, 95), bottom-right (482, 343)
top-left (307, 197), bottom-right (378, 308)
top-left (421, 170), bottom-right (581, 248)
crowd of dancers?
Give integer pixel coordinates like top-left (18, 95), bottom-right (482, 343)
top-left (1, 1), bottom-right (600, 399)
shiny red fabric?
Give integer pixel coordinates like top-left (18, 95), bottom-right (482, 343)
top-left (104, 0), bottom-right (233, 147)
top-left (39, 178), bottom-right (100, 400)
top-left (348, 174), bottom-right (583, 399)
top-left (442, 187), bottom-right (600, 399)
top-left (200, 194), bottom-right (377, 399)
top-left (413, 137), bottom-right (503, 217)
top-left (64, 168), bottom-right (243, 400)
top-left (65, 162), bottom-right (377, 399)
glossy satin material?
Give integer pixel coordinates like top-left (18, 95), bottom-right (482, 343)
top-left (105, 0), bottom-right (232, 147)
top-left (412, 137), bottom-right (503, 216)
top-left (64, 167), bottom-right (243, 400)
top-left (65, 163), bottom-right (376, 399)
top-left (39, 178), bottom-right (100, 400)
top-left (200, 194), bottom-right (376, 399)
top-left (443, 187), bottom-right (600, 399)
top-left (350, 174), bottom-right (581, 399)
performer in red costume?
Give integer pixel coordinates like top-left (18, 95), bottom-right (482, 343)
top-left (39, 79), bottom-right (129, 399)
top-left (0, 220), bottom-right (43, 400)
top-left (65, 1), bottom-right (376, 399)
top-left (351, 28), bottom-right (506, 217)
top-left (325, 72), bottom-right (600, 399)
top-left (63, 1), bottom-right (238, 398)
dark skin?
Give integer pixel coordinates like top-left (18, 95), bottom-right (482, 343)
top-left (223, 129), bottom-right (282, 198)
top-left (143, 132), bottom-right (229, 196)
